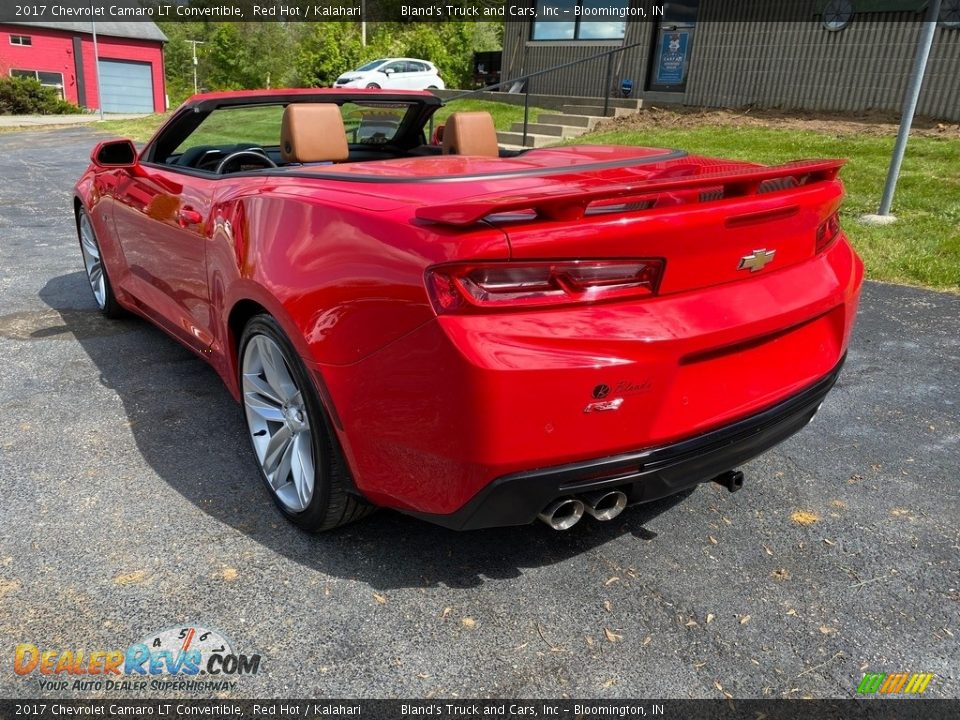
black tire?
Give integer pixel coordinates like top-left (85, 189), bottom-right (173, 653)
top-left (238, 314), bottom-right (374, 532)
top-left (365, 83), bottom-right (381, 89)
top-left (76, 207), bottom-right (123, 319)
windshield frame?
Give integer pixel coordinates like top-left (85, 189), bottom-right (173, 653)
top-left (139, 91), bottom-right (443, 176)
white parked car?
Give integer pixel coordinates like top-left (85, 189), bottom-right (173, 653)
top-left (333, 58), bottom-right (445, 90)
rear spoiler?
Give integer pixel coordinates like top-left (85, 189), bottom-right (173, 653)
top-left (415, 159), bottom-right (846, 226)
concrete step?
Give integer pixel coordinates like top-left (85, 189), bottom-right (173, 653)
top-left (508, 122), bottom-right (585, 138)
top-left (561, 104), bottom-right (637, 118)
top-left (496, 131), bottom-right (560, 148)
top-left (537, 113), bottom-right (604, 129)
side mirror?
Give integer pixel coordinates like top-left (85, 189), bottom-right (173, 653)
top-left (383, 68), bottom-right (395, 76)
top-left (92, 139), bottom-right (138, 168)
top-left (431, 124), bottom-right (445, 146)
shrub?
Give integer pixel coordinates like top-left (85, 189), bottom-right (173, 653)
top-left (53, 98), bottom-right (83, 114)
top-left (0, 76), bottom-right (83, 115)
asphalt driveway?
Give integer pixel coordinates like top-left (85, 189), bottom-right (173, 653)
top-left (0, 127), bottom-right (957, 700)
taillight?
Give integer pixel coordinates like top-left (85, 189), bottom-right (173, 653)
top-left (816, 212), bottom-right (842, 254)
top-left (425, 260), bottom-right (664, 314)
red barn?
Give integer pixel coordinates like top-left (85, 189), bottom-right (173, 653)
top-left (0, 21), bottom-right (166, 113)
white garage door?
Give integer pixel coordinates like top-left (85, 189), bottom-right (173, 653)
top-left (98, 59), bottom-right (154, 113)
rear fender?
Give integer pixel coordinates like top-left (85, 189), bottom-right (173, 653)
top-left (210, 193), bottom-right (509, 368)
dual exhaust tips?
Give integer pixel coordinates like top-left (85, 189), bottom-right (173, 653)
top-left (537, 489), bottom-right (628, 531)
top-left (537, 470), bottom-right (748, 530)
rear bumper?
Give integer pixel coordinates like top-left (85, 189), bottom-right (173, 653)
top-left (407, 355), bottom-right (844, 530)
top-left (321, 236), bottom-right (862, 519)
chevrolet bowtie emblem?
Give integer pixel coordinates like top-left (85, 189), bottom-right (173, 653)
top-left (738, 248), bottom-right (776, 272)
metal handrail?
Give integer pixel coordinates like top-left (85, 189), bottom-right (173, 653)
top-left (443, 40), bottom-right (646, 145)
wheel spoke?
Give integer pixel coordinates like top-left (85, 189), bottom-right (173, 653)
top-left (292, 433), bottom-right (315, 508)
top-left (244, 392), bottom-right (285, 423)
top-left (80, 217), bottom-right (100, 259)
top-left (243, 371), bottom-right (284, 406)
top-left (273, 438), bottom-right (296, 495)
top-left (259, 339), bottom-right (296, 403)
top-left (262, 425), bottom-right (293, 478)
top-left (81, 233), bottom-right (99, 260)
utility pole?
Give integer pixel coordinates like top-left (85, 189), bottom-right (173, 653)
top-left (90, 12), bottom-right (104, 120)
top-left (863, 0), bottom-right (943, 224)
top-left (188, 40), bottom-right (205, 95)
top-left (361, 0), bottom-right (366, 46)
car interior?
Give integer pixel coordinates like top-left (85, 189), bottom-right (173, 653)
top-left (155, 100), bottom-right (516, 175)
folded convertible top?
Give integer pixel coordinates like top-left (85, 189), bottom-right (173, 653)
top-left (415, 159), bottom-right (846, 226)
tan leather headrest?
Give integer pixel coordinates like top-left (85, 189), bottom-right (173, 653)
top-left (442, 111), bottom-right (499, 158)
top-left (281, 104), bottom-right (349, 164)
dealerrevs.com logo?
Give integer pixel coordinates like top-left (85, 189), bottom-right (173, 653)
top-left (14, 625), bottom-right (261, 693)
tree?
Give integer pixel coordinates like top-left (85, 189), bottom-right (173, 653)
top-left (293, 23), bottom-right (369, 87)
top-left (156, 21), bottom-right (204, 104)
top-left (205, 24), bottom-right (294, 90)
top-left (156, 19), bottom-right (506, 95)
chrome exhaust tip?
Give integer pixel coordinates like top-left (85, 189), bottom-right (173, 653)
top-left (581, 489), bottom-right (628, 521)
top-left (537, 498), bottom-right (585, 530)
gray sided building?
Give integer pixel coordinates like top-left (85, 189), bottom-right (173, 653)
top-left (502, 1), bottom-right (960, 120)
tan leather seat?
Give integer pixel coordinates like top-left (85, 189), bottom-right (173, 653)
top-left (280, 103), bottom-right (349, 164)
top-left (442, 111), bottom-right (499, 157)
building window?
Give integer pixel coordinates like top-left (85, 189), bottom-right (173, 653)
top-left (531, 0), bottom-right (628, 41)
top-left (9, 35), bottom-right (32, 46)
top-left (10, 69), bottom-right (65, 98)
top-left (941, 0), bottom-right (960, 28)
top-left (822, 0), bottom-right (854, 31)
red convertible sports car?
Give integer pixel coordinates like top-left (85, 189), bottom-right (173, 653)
top-left (74, 89), bottom-right (863, 532)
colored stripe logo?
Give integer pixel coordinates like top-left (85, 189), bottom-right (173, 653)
top-left (857, 672), bottom-right (933, 694)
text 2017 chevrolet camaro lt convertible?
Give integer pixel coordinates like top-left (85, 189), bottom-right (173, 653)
top-left (74, 89), bottom-right (862, 532)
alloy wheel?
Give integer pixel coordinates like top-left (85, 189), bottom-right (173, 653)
top-left (78, 212), bottom-right (106, 309)
top-left (241, 334), bottom-right (317, 512)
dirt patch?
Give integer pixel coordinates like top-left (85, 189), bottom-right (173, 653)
top-left (790, 510), bottom-right (820, 526)
top-left (593, 106), bottom-right (960, 139)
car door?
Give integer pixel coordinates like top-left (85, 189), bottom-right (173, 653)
top-left (380, 61), bottom-right (408, 89)
top-left (111, 164), bottom-right (216, 354)
top-left (408, 61), bottom-right (431, 89)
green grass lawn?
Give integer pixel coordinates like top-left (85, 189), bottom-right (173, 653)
top-left (431, 97), bottom-right (545, 130)
top-left (573, 126), bottom-right (959, 293)
top-left (74, 98), bottom-right (545, 145)
top-left (37, 100), bottom-right (958, 293)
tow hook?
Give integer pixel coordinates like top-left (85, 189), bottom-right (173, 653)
top-left (714, 470), bottom-right (745, 493)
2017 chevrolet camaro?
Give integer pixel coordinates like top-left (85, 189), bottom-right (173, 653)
top-left (74, 89), bottom-right (863, 532)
